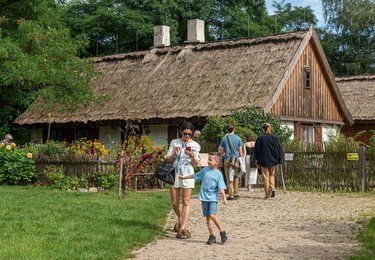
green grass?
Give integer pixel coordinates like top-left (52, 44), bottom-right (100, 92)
top-left (0, 186), bottom-right (171, 259)
top-left (349, 216), bottom-right (375, 260)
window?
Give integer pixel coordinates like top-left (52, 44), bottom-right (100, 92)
top-left (301, 124), bottom-right (314, 144)
top-left (304, 65), bottom-right (311, 88)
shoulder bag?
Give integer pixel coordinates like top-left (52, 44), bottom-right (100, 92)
top-left (226, 136), bottom-right (240, 170)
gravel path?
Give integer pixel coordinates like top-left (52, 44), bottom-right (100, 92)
top-left (134, 188), bottom-right (375, 260)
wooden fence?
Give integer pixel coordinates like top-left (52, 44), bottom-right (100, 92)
top-left (280, 148), bottom-right (375, 191)
top-left (33, 148), bottom-right (375, 192)
top-left (34, 155), bottom-right (116, 177)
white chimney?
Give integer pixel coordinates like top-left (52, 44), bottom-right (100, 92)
top-left (153, 25), bottom-right (170, 47)
top-left (186, 19), bottom-right (205, 43)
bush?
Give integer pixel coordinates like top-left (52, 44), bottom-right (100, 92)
top-left (33, 141), bottom-right (67, 156)
top-left (42, 165), bottom-right (82, 190)
top-left (0, 144), bottom-right (36, 184)
top-left (93, 171), bottom-right (118, 190)
top-left (201, 106), bottom-right (292, 145)
top-left (369, 130), bottom-right (375, 155)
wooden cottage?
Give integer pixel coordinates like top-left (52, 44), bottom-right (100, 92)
top-left (15, 22), bottom-right (352, 148)
top-left (336, 75), bottom-right (375, 145)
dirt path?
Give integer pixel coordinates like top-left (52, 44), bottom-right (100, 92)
top-left (134, 188), bottom-right (375, 260)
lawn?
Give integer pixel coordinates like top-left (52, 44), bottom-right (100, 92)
top-left (349, 216), bottom-right (375, 260)
top-left (0, 186), bottom-right (171, 259)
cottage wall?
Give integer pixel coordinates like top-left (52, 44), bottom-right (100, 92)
top-left (270, 41), bottom-right (345, 123)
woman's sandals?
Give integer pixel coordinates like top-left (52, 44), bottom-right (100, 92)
top-left (176, 229), bottom-right (191, 239)
top-left (173, 222), bottom-right (181, 232)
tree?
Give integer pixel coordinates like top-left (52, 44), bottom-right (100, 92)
top-left (200, 107), bottom-right (292, 146)
top-left (272, 0), bottom-right (317, 33)
top-left (61, 0), bottom-right (276, 56)
top-left (0, 0), bottom-right (96, 142)
top-left (321, 0), bottom-right (375, 75)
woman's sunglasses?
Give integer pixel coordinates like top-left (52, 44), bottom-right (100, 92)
top-left (182, 132), bottom-right (192, 137)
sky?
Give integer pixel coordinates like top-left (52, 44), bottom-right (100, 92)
top-left (265, 0), bottom-right (324, 27)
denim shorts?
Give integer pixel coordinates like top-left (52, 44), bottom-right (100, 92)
top-left (201, 201), bottom-right (218, 217)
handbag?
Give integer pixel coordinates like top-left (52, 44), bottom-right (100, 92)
top-left (154, 161), bottom-right (175, 185)
top-left (154, 150), bottom-right (181, 185)
top-left (227, 136), bottom-right (240, 170)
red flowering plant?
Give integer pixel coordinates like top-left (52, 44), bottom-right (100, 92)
top-left (118, 134), bottom-right (165, 189)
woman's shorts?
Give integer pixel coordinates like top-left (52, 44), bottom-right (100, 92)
top-left (201, 201), bottom-right (218, 217)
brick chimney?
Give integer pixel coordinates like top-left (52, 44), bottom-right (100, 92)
top-left (186, 19), bottom-right (205, 43)
top-left (153, 25), bottom-right (170, 47)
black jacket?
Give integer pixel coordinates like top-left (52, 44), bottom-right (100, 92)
top-left (254, 134), bottom-right (282, 167)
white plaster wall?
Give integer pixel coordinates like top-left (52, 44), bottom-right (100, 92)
top-left (144, 125), bottom-right (168, 146)
top-left (99, 126), bottom-right (121, 149)
top-left (322, 125), bottom-right (338, 143)
top-left (281, 121), bottom-right (294, 140)
top-left (31, 128), bottom-right (43, 144)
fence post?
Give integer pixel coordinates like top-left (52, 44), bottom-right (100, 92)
top-left (118, 150), bottom-right (124, 198)
top-left (359, 146), bottom-right (366, 192)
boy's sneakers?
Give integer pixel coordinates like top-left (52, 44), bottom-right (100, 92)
top-left (220, 231), bottom-right (228, 244)
top-left (207, 235), bottom-right (216, 245)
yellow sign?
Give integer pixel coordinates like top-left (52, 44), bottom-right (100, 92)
top-left (347, 153), bottom-right (359, 161)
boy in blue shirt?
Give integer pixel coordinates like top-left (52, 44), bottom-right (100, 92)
top-left (180, 152), bottom-right (228, 245)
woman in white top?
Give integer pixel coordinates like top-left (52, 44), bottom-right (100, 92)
top-left (244, 133), bottom-right (257, 191)
top-left (166, 121), bottom-right (200, 239)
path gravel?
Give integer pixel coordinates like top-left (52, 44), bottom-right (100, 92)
top-left (134, 188), bottom-right (375, 260)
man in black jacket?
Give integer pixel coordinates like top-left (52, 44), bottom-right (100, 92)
top-left (254, 123), bottom-right (282, 199)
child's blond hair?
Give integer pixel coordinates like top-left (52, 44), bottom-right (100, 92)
top-left (209, 152), bottom-right (222, 167)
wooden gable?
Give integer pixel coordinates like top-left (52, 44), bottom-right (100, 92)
top-left (268, 31), bottom-right (348, 125)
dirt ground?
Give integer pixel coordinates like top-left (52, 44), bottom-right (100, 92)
top-left (134, 188), bottom-right (375, 260)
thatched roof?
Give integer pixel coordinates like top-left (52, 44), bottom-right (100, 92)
top-left (336, 74), bottom-right (375, 121)
top-left (15, 27), bottom-right (347, 126)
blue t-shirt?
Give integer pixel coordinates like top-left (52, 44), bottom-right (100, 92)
top-left (219, 134), bottom-right (243, 161)
top-left (194, 167), bottom-right (226, 202)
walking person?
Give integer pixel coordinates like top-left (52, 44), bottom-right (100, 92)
top-left (219, 123), bottom-right (243, 200)
top-left (244, 133), bottom-right (257, 191)
top-left (166, 121), bottom-right (200, 239)
top-left (254, 123), bottom-right (282, 199)
top-left (179, 152), bottom-right (228, 245)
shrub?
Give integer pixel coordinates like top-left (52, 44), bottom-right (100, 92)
top-left (0, 144), bottom-right (36, 184)
top-left (369, 130), bottom-right (375, 155)
top-left (201, 107), bottom-right (292, 146)
top-left (33, 141), bottom-right (67, 156)
top-left (42, 165), bottom-right (82, 190)
top-left (93, 168), bottom-right (118, 189)
top-left (121, 135), bottom-right (165, 188)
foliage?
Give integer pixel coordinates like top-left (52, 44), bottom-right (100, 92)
top-left (324, 133), bottom-right (360, 152)
top-left (121, 135), bottom-right (165, 188)
top-left (0, 186), bottom-right (171, 259)
top-left (42, 165), bottom-right (80, 190)
top-left (0, 143), bottom-right (36, 184)
top-left (38, 164), bottom-right (118, 190)
top-left (321, 0), bottom-right (375, 76)
top-left (349, 217), bottom-right (375, 259)
top-left (61, 0), bottom-right (277, 57)
top-left (92, 165), bottom-right (118, 190)
top-left (0, 0), bottom-right (97, 142)
top-left (200, 107), bottom-right (292, 146)
top-left (369, 130), bottom-right (375, 155)
top-left (70, 138), bottom-right (109, 158)
top-left (30, 141), bottom-right (67, 156)
top-left (272, 0), bottom-right (317, 32)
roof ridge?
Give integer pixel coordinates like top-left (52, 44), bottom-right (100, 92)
top-left (93, 31), bottom-right (307, 63)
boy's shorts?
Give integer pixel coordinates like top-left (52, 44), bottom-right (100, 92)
top-left (201, 201), bottom-right (218, 217)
